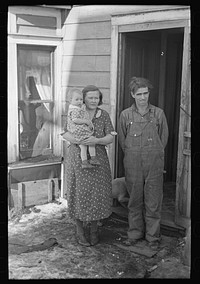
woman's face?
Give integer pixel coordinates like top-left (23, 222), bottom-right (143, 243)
top-left (84, 91), bottom-right (100, 110)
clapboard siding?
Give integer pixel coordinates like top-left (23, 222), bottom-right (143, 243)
top-left (62, 8), bottom-right (112, 114)
top-left (62, 71), bottom-right (110, 88)
top-left (62, 55), bottom-right (110, 72)
top-left (64, 21), bottom-right (111, 39)
top-left (63, 39), bottom-right (111, 56)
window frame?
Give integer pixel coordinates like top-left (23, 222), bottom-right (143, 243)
top-left (8, 6), bottom-right (62, 37)
top-left (8, 6), bottom-right (63, 163)
top-left (17, 45), bottom-right (55, 159)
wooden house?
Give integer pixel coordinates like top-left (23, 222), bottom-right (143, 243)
top-left (7, 5), bottom-right (190, 230)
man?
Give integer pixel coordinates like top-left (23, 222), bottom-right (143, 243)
top-left (118, 77), bottom-right (168, 249)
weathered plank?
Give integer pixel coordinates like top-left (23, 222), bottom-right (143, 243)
top-left (63, 39), bottom-right (111, 56)
top-left (10, 179), bottom-right (60, 210)
top-left (65, 21), bottom-right (111, 40)
top-left (62, 71), bottom-right (110, 88)
top-left (175, 24), bottom-right (190, 228)
top-left (62, 55), bottom-right (110, 72)
top-left (113, 243), bottom-right (158, 258)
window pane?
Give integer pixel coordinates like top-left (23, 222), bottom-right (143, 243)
top-left (18, 47), bottom-right (53, 160)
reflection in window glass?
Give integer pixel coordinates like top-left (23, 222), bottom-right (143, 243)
top-left (17, 47), bottom-right (53, 160)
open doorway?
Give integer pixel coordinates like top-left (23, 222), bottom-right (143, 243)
top-left (115, 28), bottom-right (184, 226)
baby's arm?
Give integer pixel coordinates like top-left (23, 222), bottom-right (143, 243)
top-left (72, 117), bottom-right (91, 126)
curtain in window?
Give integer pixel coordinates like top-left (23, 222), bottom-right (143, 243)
top-left (18, 49), bottom-right (52, 158)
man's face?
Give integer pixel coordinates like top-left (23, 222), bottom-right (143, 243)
top-left (131, 87), bottom-right (149, 107)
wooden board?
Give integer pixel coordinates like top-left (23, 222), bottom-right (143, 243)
top-left (62, 55), bottom-right (110, 72)
top-left (17, 26), bottom-right (57, 36)
top-left (64, 21), bottom-right (111, 40)
top-left (114, 243), bottom-right (158, 258)
top-left (9, 178), bottom-right (60, 210)
top-left (63, 39), bottom-right (110, 56)
top-left (62, 71), bottom-right (110, 88)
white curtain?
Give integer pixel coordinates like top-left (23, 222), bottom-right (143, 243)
top-left (30, 67), bottom-right (51, 157)
top-left (25, 67), bottom-right (51, 112)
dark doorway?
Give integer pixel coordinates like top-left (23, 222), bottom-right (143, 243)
top-left (116, 28), bottom-right (184, 224)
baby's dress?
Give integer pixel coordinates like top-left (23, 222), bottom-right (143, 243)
top-left (67, 104), bottom-right (94, 141)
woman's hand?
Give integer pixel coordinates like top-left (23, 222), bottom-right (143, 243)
top-left (80, 134), bottom-right (114, 146)
top-left (80, 136), bottom-right (98, 146)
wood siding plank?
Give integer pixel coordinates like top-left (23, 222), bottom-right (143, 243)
top-left (62, 55), bottom-right (110, 72)
top-left (63, 39), bottom-right (111, 56)
top-left (62, 71), bottom-right (110, 88)
top-left (64, 21), bottom-right (111, 39)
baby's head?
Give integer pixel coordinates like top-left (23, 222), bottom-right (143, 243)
top-left (69, 88), bottom-right (83, 108)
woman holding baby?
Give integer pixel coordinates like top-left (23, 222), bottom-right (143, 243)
top-left (62, 85), bottom-right (116, 246)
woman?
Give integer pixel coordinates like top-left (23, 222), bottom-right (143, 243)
top-left (62, 85), bottom-right (116, 246)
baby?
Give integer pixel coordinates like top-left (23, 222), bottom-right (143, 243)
top-left (64, 88), bottom-right (101, 169)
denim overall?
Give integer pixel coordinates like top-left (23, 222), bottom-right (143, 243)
top-left (124, 108), bottom-right (164, 242)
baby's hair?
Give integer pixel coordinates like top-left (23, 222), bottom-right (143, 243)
top-left (68, 88), bottom-right (83, 102)
top-left (129, 77), bottom-right (153, 94)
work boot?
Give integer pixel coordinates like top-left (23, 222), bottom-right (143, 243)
top-left (90, 221), bottom-right (99, 246)
top-left (75, 219), bottom-right (90, 246)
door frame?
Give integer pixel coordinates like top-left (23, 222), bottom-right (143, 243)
top-left (109, 6), bottom-right (190, 227)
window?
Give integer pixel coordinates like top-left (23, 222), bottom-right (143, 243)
top-left (17, 45), bottom-right (54, 160)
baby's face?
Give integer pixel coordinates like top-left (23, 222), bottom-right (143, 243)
top-left (71, 92), bottom-right (83, 108)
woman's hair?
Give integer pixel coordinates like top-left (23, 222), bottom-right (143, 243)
top-left (68, 88), bottom-right (82, 102)
top-left (129, 77), bottom-right (153, 94)
top-left (82, 85), bottom-right (103, 106)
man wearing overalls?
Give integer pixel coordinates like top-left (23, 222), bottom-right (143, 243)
top-left (118, 77), bottom-right (169, 249)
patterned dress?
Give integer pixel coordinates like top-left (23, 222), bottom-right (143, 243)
top-left (64, 108), bottom-right (114, 222)
top-left (67, 104), bottom-right (94, 141)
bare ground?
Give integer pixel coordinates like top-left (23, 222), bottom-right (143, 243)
top-left (8, 200), bottom-right (190, 279)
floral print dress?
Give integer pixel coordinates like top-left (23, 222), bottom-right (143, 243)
top-left (64, 108), bottom-right (114, 222)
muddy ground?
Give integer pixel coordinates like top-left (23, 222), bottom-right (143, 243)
top-left (8, 200), bottom-right (190, 279)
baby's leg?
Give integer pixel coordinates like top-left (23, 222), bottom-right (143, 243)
top-left (79, 144), bottom-right (88, 162)
top-left (88, 145), bottom-right (96, 157)
top-left (79, 144), bottom-right (94, 169)
top-left (89, 145), bottom-right (101, 166)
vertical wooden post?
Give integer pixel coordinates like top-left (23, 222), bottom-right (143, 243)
top-left (17, 183), bottom-right (25, 210)
top-left (48, 179), bottom-right (53, 202)
top-left (110, 23), bottom-right (119, 178)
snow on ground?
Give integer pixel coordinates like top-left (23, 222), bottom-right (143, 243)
top-left (8, 200), bottom-right (190, 279)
